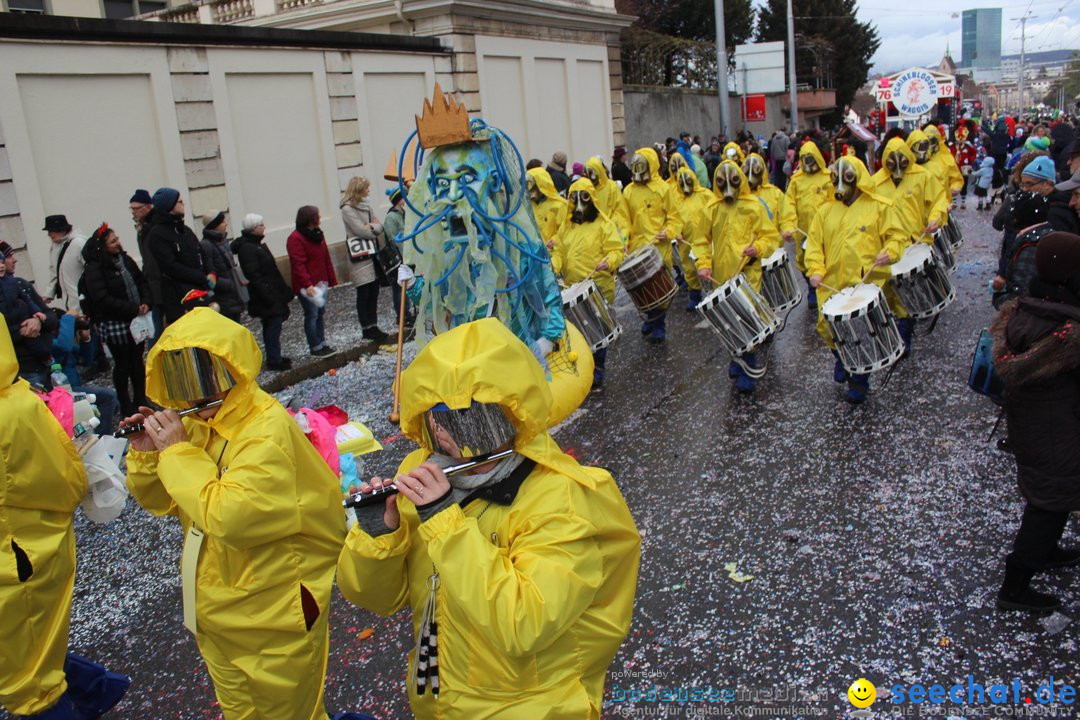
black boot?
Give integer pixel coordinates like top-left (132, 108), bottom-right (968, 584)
top-left (997, 561), bottom-right (1061, 614)
top-left (1045, 546), bottom-right (1080, 569)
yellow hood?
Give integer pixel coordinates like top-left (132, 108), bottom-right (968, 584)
top-left (713, 159), bottom-right (752, 199)
top-left (526, 167), bottom-right (565, 203)
top-left (722, 141), bottom-right (746, 165)
top-left (400, 317), bottom-right (597, 487)
top-left (633, 146), bottom-right (667, 194)
top-left (567, 177), bottom-right (612, 223)
top-left (923, 124), bottom-right (943, 152)
top-left (676, 166), bottom-right (713, 200)
top-left (874, 137), bottom-right (926, 183)
top-left (584, 157), bottom-right (611, 189)
top-left (834, 155), bottom-right (891, 206)
top-left (745, 152), bottom-right (776, 190)
top-left (906, 129), bottom-right (931, 155)
top-left (146, 307), bottom-right (277, 437)
top-left (798, 141), bottom-right (827, 172)
top-left (0, 315), bottom-right (16, 387)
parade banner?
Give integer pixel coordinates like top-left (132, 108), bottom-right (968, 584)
top-left (890, 68), bottom-right (940, 118)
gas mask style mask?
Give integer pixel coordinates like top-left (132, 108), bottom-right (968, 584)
top-left (801, 154), bottom-right (820, 174)
top-left (742, 156), bottom-right (765, 190)
top-left (669, 154), bottom-right (687, 178)
top-left (585, 165), bottom-right (600, 185)
top-left (159, 347), bottom-right (236, 405)
top-left (631, 153), bottom-right (650, 184)
top-left (831, 160), bottom-right (859, 203)
top-left (715, 164), bottom-right (741, 204)
top-left (678, 171), bottom-right (696, 197)
top-left (928, 134), bottom-right (940, 155)
top-left (423, 401), bottom-right (516, 459)
top-left (885, 151), bottom-right (909, 183)
top-left (527, 175), bottom-right (541, 203)
top-left (912, 140), bottom-right (930, 163)
top-left (570, 189), bottom-right (598, 224)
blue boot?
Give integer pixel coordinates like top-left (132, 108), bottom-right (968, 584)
top-left (897, 319), bottom-right (913, 358)
top-left (728, 360), bottom-right (740, 378)
top-left (687, 289), bottom-right (702, 311)
top-left (846, 374), bottom-right (869, 404)
top-left (831, 350), bottom-right (848, 383)
top-left (63, 653), bottom-right (130, 720)
top-left (647, 324), bottom-right (666, 344)
top-left (640, 318), bottom-right (652, 336)
top-left (735, 372), bottom-right (757, 394)
top-left (806, 278), bottom-right (818, 311)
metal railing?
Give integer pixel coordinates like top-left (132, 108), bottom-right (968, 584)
top-left (621, 28), bottom-right (720, 91)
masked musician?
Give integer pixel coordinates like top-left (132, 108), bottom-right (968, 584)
top-left (623, 147), bottom-right (682, 343)
top-left (121, 308), bottom-right (350, 720)
top-left (923, 124), bottom-right (965, 202)
top-left (550, 179), bottom-right (624, 390)
top-left (805, 157), bottom-right (906, 404)
top-left (744, 152), bottom-right (793, 234)
top-left (526, 167), bottom-right (568, 249)
top-left (781, 142), bottom-right (835, 309)
top-left (695, 160), bottom-right (780, 394)
top-left (1, 318), bottom-right (131, 719)
top-left (583, 157), bottom-right (630, 237)
top-left (721, 141), bottom-right (746, 168)
top-left (908, 129), bottom-right (953, 229)
top-left (872, 136), bottom-right (948, 355)
top-left (674, 167), bottom-right (716, 310)
top-left (337, 317), bottom-right (640, 720)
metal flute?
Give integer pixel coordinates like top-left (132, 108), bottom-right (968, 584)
top-left (113, 399), bottom-right (226, 438)
top-left (343, 448), bottom-right (516, 508)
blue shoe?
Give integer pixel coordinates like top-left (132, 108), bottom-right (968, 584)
top-left (64, 653), bottom-right (130, 720)
top-left (734, 372), bottom-right (756, 394)
top-left (728, 360), bottom-right (740, 378)
top-left (646, 325), bottom-right (666, 344)
top-left (845, 374), bottom-right (869, 404)
top-left (687, 289), bottom-right (703, 310)
top-left (592, 369), bottom-right (604, 392)
top-left (833, 358), bottom-right (848, 383)
top-left (640, 320), bottom-right (651, 336)
top-left (897, 319), bottom-right (913, 358)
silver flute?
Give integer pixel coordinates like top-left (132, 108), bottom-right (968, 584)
top-left (113, 399), bottom-right (226, 438)
top-left (343, 448), bottom-right (516, 508)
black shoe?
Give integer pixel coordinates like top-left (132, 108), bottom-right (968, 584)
top-left (996, 587), bottom-right (1061, 614)
top-left (363, 327), bottom-right (392, 344)
top-left (311, 346), bottom-right (333, 357)
top-left (266, 359), bottom-right (292, 371)
top-left (1045, 547), bottom-right (1080, 569)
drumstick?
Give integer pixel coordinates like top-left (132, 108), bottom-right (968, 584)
top-left (817, 280), bottom-right (842, 294)
top-left (388, 283), bottom-right (409, 425)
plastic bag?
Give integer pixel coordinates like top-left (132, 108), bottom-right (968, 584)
top-left (79, 435), bottom-right (129, 523)
top-left (130, 313), bottom-right (155, 344)
top-left (309, 281), bottom-right (330, 308)
top-left (289, 407), bottom-right (340, 475)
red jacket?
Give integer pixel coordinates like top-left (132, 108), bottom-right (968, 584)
top-left (286, 228), bottom-right (338, 294)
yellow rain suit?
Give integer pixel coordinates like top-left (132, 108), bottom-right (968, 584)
top-left (696, 161), bottom-right (780, 292)
top-left (622, 147), bottom-right (682, 267)
top-left (721, 141), bottom-right (746, 167)
top-left (923, 124), bottom-right (965, 194)
top-left (337, 318), bottom-right (640, 720)
top-left (804, 158), bottom-right (906, 347)
top-left (746, 153), bottom-right (794, 233)
top-left (551, 179), bottom-right (625, 304)
top-left (674, 167), bottom-right (715, 292)
top-left (126, 308), bottom-right (344, 720)
top-left (583, 157), bottom-right (630, 237)
top-left (0, 318), bottom-right (87, 716)
top-left (907, 129), bottom-right (951, 223)
top-left (782, 142), bottom-right (835, 271)
top-left (526, 168), bottom-right (569, 246)
top-left (872, 137), bottom-right (946, 244)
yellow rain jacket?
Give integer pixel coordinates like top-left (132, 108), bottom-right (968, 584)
top-left (695, 161), bottom-right (780, 292)
top-left (804, 158), bottom-right (907, 346)
top-left (526, 168), bottom-right (569, 245)
top-left (782, 142), bottom-right (834, 271)
top-left (872, 137), bottom-right (946, 244)
top-left (923, 124), bottom-right (965, 194)
top-left (551, 179), bottom-right (625, 303)
top-left (0, 318), bottom-right (87, 716)
top-left (337, 318), bottom-right (640, 720)
top-left (746, 153), bottom-right (794, 233)
top-left (126, 308), bottom-right (344, 720)
top-left (721, 141), bottom-right (746, 167)
top-left (622, 147), bottom-right (682, 267)
top-left (907, 129), bottom-right (951, 218)
top-left (584, 157), bottom-right (630, 237)
top-left (674, 167), bottom-right (716, 291)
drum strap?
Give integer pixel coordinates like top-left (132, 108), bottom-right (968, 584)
top-left (755, 195), bottom-right (774, 221)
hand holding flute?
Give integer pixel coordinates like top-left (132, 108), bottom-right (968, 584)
top-left (343, 448), bottom-right (515, 510)
top-left (116, 399), bottom-right (225, 450)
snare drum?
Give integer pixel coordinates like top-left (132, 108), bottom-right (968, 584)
top-left (945, 215), bottom-right (963, 251)
top-left (561, 279), bottom-right (621, 352)
top-left (617, 245), bottom-right (677, 313)
top-left (889, 243), bottom-right (956, 319)
top-left (696, 273), bottom-right (780, 357)
top-left (932, 230), bottom-right (957, 274)
top-left (822, 283), bottom-right (904, 375)
top-left (760, 247), bottom-right (803, 313)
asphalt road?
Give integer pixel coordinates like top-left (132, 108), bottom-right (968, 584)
top-left (7, 205), bottom-right (1077, 720)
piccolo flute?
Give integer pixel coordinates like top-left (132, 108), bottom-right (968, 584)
top-left (113, 399), bottom-right (226, 438)
top-left (343, 448), bottom-right (516, 508)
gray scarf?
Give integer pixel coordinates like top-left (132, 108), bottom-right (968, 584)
top-left (113, 253), bottom-right (139, 305)
top-left (426, 451), bottom-right (525, 506)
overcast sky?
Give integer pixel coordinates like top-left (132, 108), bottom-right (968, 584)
top-left (752, 1), bottom-right (1080, 74)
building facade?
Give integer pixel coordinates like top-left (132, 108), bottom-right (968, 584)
top-left (960, 8), bottom-right (1002, 74)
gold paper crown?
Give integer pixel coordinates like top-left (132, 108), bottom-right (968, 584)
top-left (416, 83), bottom-right (473, 149)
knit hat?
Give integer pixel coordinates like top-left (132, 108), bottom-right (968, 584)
top-left (202, 210), bottom-right (227, 230)
top-left (1036, 232), bottom-right (1080, 285)
top-left (130, 189), bottom-right (152, 205)
top-left (242, 213), bottom-right (264, 232)
top-left (1021, 156), bottom-right (1057, 183)
top-left (152, 187), bottom-right (181, 214)
top-left (1056, 167), bottom-right (1080, 192)
top-left (0, 241), bottom-right (10, 261)
top-left (613, 146), bottom-right (627, 159)
top-left (1012, 191), bottom-right (1049, 229)
top-left (388, 186), bottom-right (404, 205)
top-left (550, 152), bottom-right (567, 171)
top-left (572, 162), bottom-right (584, 177)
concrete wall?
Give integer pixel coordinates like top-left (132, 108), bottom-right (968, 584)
top-left (623, 86), bottom-right (790, 149)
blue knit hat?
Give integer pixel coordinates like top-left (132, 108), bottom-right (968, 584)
top-left (130, 188), bottom-right (152, 205)
top-left (152, 187), bottom-right (181, 213)
top-left (1021, 156), bottom-right (1057, 183)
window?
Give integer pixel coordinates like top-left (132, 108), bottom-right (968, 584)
top-left (6, 0), bottom-right (46, 13)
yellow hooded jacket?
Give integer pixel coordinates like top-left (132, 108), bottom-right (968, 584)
top-left (721, 141), bottom-right (746, 167)
top-left (746, 153), bottom-right (794, 233)
top-left (696, 161), bottom-right (780, 292)
top-left (783, 142), bottom-right (835, 271)
top-left (674, 167), bottom-right (716, 291)
top-left (907, 129), bottom-right (950, 217)
top-left (526, 168), bottom-right (569, 245)
top-left (126, 308), bottom-right (344, 720)
top-left (551, 179), bottom-right (625, 304)
top-left (622, 147), bottom-right (682, 266)
top-left (872, 137), bottom-right (946, 245)
top-left (923, 124), bottom-right (965, 194)
top-left (804, 158), bottom-right (907, 346)
top-left (337, 318), bottom-right (640, 720)
top-left (0, 317), bottom-right (87, 716)
top-left (584, 157), bottom-right (630, 236)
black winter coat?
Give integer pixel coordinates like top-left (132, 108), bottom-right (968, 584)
top-left (233, 230), bottom-right (293, 319)
top-left (992, 296), bottom-right (1080, 511)
top-left (0, 274), bottom-right (56, 374)
top-left (145, 212), bottom-right (209, 322)
top-left (81, 250), bottom-right (151, 324)
top-left (200, 231), bottom-right (245, 321)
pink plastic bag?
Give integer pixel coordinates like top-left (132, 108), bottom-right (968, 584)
top-left (289, 407), bottom-right (340, 476)
top-left (41, 387), bottom-right (75, 437)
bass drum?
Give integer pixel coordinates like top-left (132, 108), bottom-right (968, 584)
top-left (544, 321), bottom-right (594, 428)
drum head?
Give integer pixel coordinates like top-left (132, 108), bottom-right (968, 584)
top-left (561, 279), bottom-right (598, 307)
top-left (891, 243), bottom-right (933, 277)
top-left (822, 283), bottom-right (880, 318)
top-left (761, 247), bottom-right (787, 270)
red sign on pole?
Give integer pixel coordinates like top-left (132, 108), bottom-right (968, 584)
top-left (742, 94), bottom-right (766, 121)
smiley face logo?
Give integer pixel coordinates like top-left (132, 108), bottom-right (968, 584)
top-left (847, 678), bottom-right (876, 708)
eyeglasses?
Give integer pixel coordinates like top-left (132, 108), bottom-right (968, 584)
top-left (1019, 179), bottom-right (1046, 190)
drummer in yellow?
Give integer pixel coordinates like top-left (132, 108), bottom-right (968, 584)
top-left (673, 166), bottom-right (715, 309)
top-left (583, 157), bottom-right (629, 237)
top-left (923, 124), bottom-right (965, 199)
top-left (551, 178), bottom-right (624, 390)
top-left (744, 152), bottom-right (793, 233)
top-left (526, 167), bottom-right (568, 249)
top-left (721, 141), bottom-right (746, 168)
top-left (695, 160), bottom-right (780, 394)
top-left (805, 156), bottom-right (906, 404)
top-left (872, 136), bottom-right (948, 355)
top-left (907, 129), bottom-right (952, 223)
top-left (623, 147), bottom-right (682, 343)
top-left (780, 141), bottom-right (834, 309)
